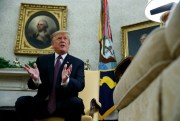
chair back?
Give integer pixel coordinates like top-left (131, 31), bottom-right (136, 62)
top-left (79, 70), bottom-right (100, 121)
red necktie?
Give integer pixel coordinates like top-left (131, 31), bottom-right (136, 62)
top-left (47, 55), bottom-right (62, 113)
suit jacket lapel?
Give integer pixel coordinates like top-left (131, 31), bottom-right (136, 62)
top-left (60, 54), bottom-right (71, 71)
top-left (58, 54), bottom-right (70, 78)
top-left (56, 54), bottom-right (71, 83)
top-left (48, 54), bottom-right (55, 85)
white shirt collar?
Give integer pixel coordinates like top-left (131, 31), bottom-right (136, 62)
top-left (55, 53), bottom-right (67, 60)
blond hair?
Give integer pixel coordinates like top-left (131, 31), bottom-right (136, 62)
top-left (51, 30), bottom-right (70, 40)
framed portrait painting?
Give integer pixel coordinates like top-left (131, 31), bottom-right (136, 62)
top-left (14, 3), bottom-right (68, 55)
top-left (121, 20), bottom-right (161, 58)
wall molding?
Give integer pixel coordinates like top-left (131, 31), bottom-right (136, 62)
top-left (0, 68), bottom-right (33, 91)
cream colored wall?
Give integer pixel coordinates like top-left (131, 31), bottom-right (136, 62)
top-left (0, 0), bottom-right (148, 70)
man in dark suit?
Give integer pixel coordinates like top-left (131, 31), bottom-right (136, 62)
top-left (15, 30), bottom-right (85, 121)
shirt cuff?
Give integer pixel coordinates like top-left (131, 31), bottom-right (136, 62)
top-left (33, 78), bottom-right (42, 86)
top-left (61, 78), bottom-right (69, 86)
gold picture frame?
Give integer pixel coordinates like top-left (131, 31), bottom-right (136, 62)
top-left (14, 3), bottom-right (68, 55)
top-left (121, 20), bottom-right (161, 58)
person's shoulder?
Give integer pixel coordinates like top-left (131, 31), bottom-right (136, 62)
top-left (68, 54), bottom-right (83, 63)
top-left (33, 32), bottom-right (38, 38)
top-left (38, 54), bottom-right (54, 60)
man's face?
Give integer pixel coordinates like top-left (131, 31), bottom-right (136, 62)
top-left (52, 32), bottom-right (70, 54)
top-left (37, 21), bottom-right (45, 32)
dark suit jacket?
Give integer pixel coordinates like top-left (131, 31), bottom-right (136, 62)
top-left (28, 53), bottom-right (85, 101)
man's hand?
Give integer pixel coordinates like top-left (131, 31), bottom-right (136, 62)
top-left (24, 63), bottom-right (40, 81)
top-left (62, 64), bottom-right (72, 82)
